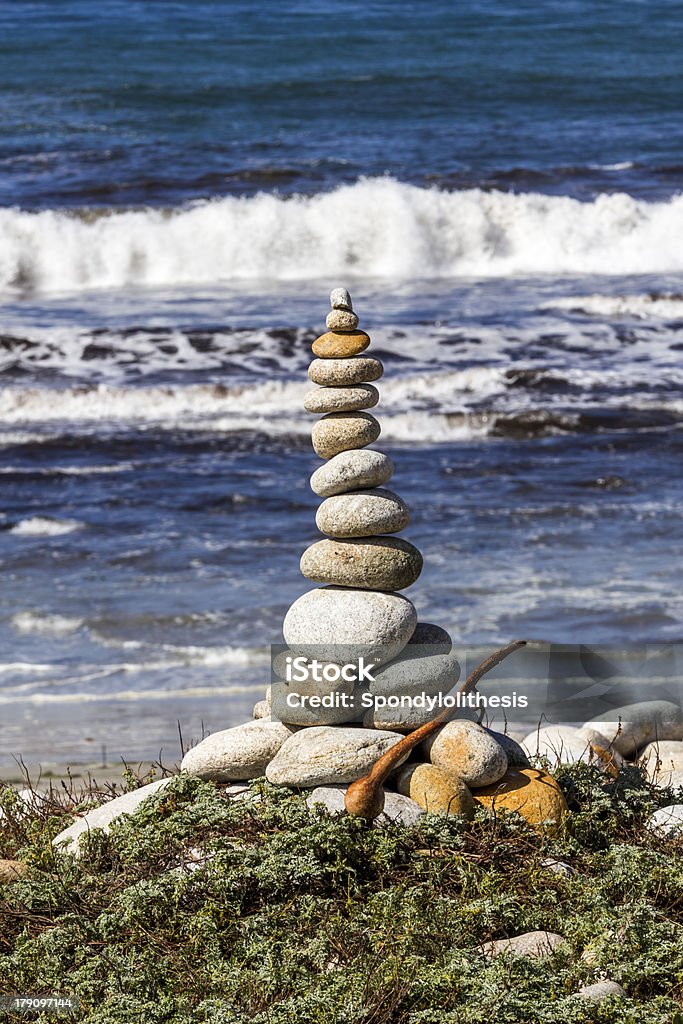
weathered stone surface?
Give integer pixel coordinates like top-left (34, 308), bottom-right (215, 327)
top-left (0, 859), bottom-right (29, 884)
top-left (310, 449), bottom-right (394, 498)
top-left (181, 720), bottom-right (295, 781)
top-left (326, 309), bottom-right (359, 331)
top-left (330, 286), bottom-right (352, 311)
top-left (486, 730), bottom-right (530, 768)
top-left (575, 980), bottom-right (626, 1001)
top-left (522, 725), bottom-right (623, 768)
top-left (316, 488), bottom-right (408, 538)
top-left (661, 768), bottom-right (683, 791)
top-left (369, 622), bottom-right (458, 698)
top-left (266, 726), bottom-right (407, 787)
top-left (252, 698), bottom-right (271, 720)
top-left (480, 931), bottom-right (566, 959)
top-left (304, 384), bottom-right (378, 414)
top-left (312, 329), bottom-right (370, 358)
top-left (53, 778), bottom-right (173, 855)
top-left (283, 587), bottom-right (417, 666)
top-left (301, 537), bottom-right (422, 591)
top-left (421, 720), bottom-right (508, 788)
top-left (395, 762), bottom-right (475, 817)
top-left (312, 412), bottom-right (380, 459)
top-left (648, 804), bottom-right (683, 835)
top-left (638, 740), bottom-right (683, 783)
top-left (306, 786), bottom-right (424, 826)
top-left (308, 356), bottom-right (384, 387)
top-left (583, 700), bottom-right (683, 757)
top-left (271, 686), bottom-right (362, 727)
top-left (473, 768), bottom-right (568, 833)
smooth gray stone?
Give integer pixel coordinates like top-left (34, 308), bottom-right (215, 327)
top-left (312, 412), bottom-right (380, 459)
top-left (310, 449), bottom-right (393, 497)
top-left (486, 729), bottom-right (530, 768)
top-left (480, 931), bottom-right (567, 959)
top-left (266, 726), bottom-right (407, 787)
top-left (308, 356), bottom-right (383, 387)
top-left (316, 488), bottom-right (409, 538)
top-left (300, 536), bottom-right (422, 591)
top-left (306, 785), bottom-right (423, 826)
top-left (326, 309), bottom-right (359, 331)
top-left (181, 719), bottom-right (296, 781)
top-left (583, 700), bottom-right (683, 757)
top-left (369, 622), bottom-right (459, 697)
top-left (522, 725), bottom-right (623, 767)
top-left (638, 740), bottom-right (683, 783)
top-left (575, 981), bottom-right (626, 1001)
top-left (283, 586), bottom-right (417, 666)
top-left (648, 803), bottom-right (683, 834)
top-left (330, 286), bottom-right (353, 310)
top-left (53, 778), bottom-right (173, 855)
top-left (540, 857), bottom-right (575, 876)
top-left (304, 384), bottom-right (378, 414)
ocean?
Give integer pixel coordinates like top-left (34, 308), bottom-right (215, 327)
top-left (1, 0), bottom-right (683, 766)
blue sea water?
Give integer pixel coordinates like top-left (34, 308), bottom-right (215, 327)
top-left (1, 1), bottom-right (683, 764)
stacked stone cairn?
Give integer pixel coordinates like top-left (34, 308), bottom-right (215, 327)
top-left (170, 288), bottom-right (570, 829)
top-left (50, 292), bottom-right (683, 854)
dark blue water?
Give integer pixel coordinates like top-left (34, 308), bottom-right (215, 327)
top-left (1, 1), bottom-right (682, 765)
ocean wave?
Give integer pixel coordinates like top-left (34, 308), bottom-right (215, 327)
top-left (4, 179), bottom-right (683, 292)
top-left (544, 292), bottom-right (683, 319)
top-left (9, 517), bottom-right (84, 537)
top-left (11, 611), bottom-right (84, 635)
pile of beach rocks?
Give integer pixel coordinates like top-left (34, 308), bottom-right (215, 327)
top-left (48, 290), bottom-right (683, 850)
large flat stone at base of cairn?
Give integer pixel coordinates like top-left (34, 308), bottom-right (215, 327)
top-left (300, 537), bottom-right (423, 591)
top-left (308, 356), bottom-right (384, 386)
top-left (312, 329), bottom-right (370, 358)
top-left (582, 700), bottom-right (683, 757)
top-left (316, 488), bottom-right (409, 538)
top-left (473, 768), bottom-right (568, 834)
top-left (53, 778), bottom-right (172, 855)
top-left (396, 762), bottom-right (475, 817)
top-left (310, 449), bottom-right (394, 498)
top-left (265, 726), bottom-right (408, 787)
top-left (421, 720), bottom-right (508, 787)
top-left (304, 384), bottom-right (379, 414)
top-left (312, 412), bottom-right (380, 458)
top-left (306, 785), bottom-right (424, 826)
top-left (181, 719), bottom-right (296, 781)
top-left (283, 586), bottom-right (417, 666)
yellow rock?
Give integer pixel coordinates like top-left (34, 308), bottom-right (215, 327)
top-left (0, 858), bottom-right (29, 884)
top-left (395, 762), bottom-right (475, 818)
top-left (312, 330), bottom-right (370, 358)
top-left (473, 768), bottom-right (567, 832)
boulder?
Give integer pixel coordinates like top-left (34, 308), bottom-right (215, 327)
top-left (306, 786), bottom-right (424, 826)
top-left (638, 740), bottom-right (683, 783)
top-left (582, 700), bottom-right (683, 757)
top-left (480, 930), bottom-right (566, 959)
top-left (301, 537), bottom-right (422, 591)
top-left (522, 724), bottom-right (623, 768)
top-left (486, 729), bottom-right (530, 768)
top-left (266, 726), bottom-right (407, 787)
top-left (316, 488), bottom-right (409, 538)
top-left (283, 587), bottom-right (417, 667)
top-left (473, 767), bottom-right (568, 834)
top-left (181, 720), bottom-right (295, 781)
top-left (312, 329), bottom-right (370, 358)
top-left (308, 356), bottom-right (383, 387)
top-left (395, 762), bottom-right (475, 818)
top-left (304, 383), bottom-right (378, 414)
top-left (312, 412), bottom-right (380, 459)
top-left (421, 720), bottom-right (508, 787)
top-left (52, 778), bottom-right (173, 855)
top-left (310, 449), bottom-right (394, 498)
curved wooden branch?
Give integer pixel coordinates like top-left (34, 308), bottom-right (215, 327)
top-left (344, 639), bottom-right (527, 818)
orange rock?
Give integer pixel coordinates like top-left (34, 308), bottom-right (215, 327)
top-left (473, 767), bottom-right (567, 833)
top-left (312, 330), bottom-right (370, 358)
top-left (395, 762), bottom-right (475, 818)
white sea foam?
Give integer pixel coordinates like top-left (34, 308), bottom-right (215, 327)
top-left (544, 292), bottom-right (683, 319)
top-left (11, 611), bottom-right (84, 635)
top-left (9, 517), bottom-right (84, 537)
top-left (4, 179), bottom-right (683, 293)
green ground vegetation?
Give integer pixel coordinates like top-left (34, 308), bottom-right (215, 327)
top-left (0, 763), bottom-right (682, 1024)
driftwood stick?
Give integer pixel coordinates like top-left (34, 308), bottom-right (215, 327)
top-left (344, 639), bottom-right (527, 818)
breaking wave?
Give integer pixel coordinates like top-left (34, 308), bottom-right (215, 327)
top-left (5, 179), bottom-right (683, 293)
